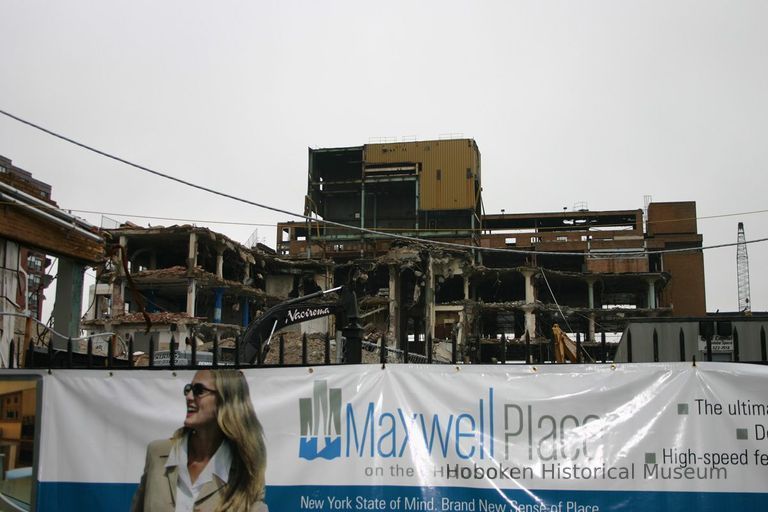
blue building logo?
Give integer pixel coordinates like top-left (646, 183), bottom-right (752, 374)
top-left (299, 380), bottom-right (342, 460)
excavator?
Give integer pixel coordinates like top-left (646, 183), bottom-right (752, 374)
top-left (241, 285), bottom-right (362, 364)
top-left (551, 323), bottom-right (579, 363)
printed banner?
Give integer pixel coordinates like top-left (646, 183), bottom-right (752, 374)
top-left (26, 363), bottom-right (768, 510)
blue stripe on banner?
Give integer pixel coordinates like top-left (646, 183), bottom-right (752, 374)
top-left (264, 486), bottom-right (768, 511)
top-left (35, 483), bottom-right (768, 511)
top-left (36, 482), bottom-right (137, 511)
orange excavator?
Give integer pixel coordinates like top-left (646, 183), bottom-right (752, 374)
top-left (552, 323), bottom-right (578, 363)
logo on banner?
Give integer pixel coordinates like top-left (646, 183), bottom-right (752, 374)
top-left (299, 380), bottom-right (342, 460)
top-left (297, 383), bottom-right (604, 465)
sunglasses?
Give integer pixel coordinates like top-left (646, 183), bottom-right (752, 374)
top-left (183, 383), bottom-right (217, 397)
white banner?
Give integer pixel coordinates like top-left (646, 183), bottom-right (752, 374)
top-left (26, 362), bottom-right (768, 510)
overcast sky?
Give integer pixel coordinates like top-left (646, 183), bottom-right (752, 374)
top-left (2, 1), bottom-right (767, 315)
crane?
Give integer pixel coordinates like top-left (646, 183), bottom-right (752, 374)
top-left (736, 222), bottom-right (751, 314)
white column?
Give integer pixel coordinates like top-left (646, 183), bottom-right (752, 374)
top-left (587, 278), bottom-right (596, 341)
top-left (188, 232), bottom-right (198, 269)
top-left (522, 304), bottom-right (536, 340)
top-left (425, 255), bottom-right (435, 341)
top-left (216, 248), bottom-right (224, 279)
top-left (111, 236), bottom-right (127, 317)
top-left (186, 279), bottom-right (196, 317)
top-left (521, 269), bottom-right (536, 338)
top-left (187, 231), bottom-right (198, 317)
top-left (53, 258), bottom-right (85, 344)
top-left (647, 278), bottom-right (657, 309)
top-left (387, 265), bottom-right (400, 346)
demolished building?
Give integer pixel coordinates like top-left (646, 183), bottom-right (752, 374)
top-left (81, 138), bottom-right (708, 365)
top-left (276, 138), bottom-right (707, 362)
top-left (84, 224), bottom-right (330, 360)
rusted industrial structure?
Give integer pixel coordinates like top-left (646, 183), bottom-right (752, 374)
top-left (276, 138), bottom-right (707, 362)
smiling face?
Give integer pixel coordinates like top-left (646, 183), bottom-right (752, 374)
top-left (184, 370), bottom-right (220, 432)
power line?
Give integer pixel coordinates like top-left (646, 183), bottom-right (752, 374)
top-left (48, 206), bottom-right (768, 231)
top-left (3, 108), bottom-right (768, 258)
top-left (70, 209), bottom-right (277, 228)
top-left (6, 202), bottom-right (768, 251)
top-left (675, 209), bottom-right (768, 223)
top-left (11, 200), bottom-right (767, 258)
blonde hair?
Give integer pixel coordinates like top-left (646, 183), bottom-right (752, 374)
top-left (175, 370), bottom-right (267, 511)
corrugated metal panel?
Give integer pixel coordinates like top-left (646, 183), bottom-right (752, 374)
top-left (364, 139), bottom-right (480, 211)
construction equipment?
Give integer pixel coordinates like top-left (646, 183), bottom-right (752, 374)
top-left (552, 323), bottom-right (578, 363)
top-left (737, 222), bottom-right (751, 314)
top-left (241, 285), bottom-right (362, 364)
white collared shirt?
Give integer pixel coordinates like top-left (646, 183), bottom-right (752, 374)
top-left (165, 434), bottom-right (233, 512)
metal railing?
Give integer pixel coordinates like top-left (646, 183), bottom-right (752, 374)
top-left (7, 331), bottom-right (453, 370)
top-left (3, 320), bottom-right (767, 370)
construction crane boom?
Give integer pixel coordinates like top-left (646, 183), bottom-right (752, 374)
top-left (736, 222), bottom-right (751, 313)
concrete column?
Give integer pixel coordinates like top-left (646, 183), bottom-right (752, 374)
top-left (243, 262), bottom-right (251, 284)
top-left (111, 236), bottom-right (127, 317)
top-left (188, 232), bottom-right (198, 270)
top-left (186, 232), bottom-right (199, 318)
top-left (119, 235), bottom-right (128, 267)
top-left (522, 304), bottom-right (536, 340)
top-left (360, 181), bottom-right (366, 258)
top-left (463, 276), bottom-right (470, 300)
top-left (522, 268), bottom-right (536, 304)
top-left (53, 257), bottom-right (85, 348)
top-left (646, 278), bottom-right (657, 309)
top-left (387, 265), bottom-right (400, 346)
top-left (186, 279), bottom-right (196, 317)
top-left (424, 255), bottom-right (435, 341)
top-left (96, 294), bottom-right (110, 321)
top-left (586, 278), bottom-right (596, 342)
top-left (216, 248), bottom-right (224, 279)
top-left (521, 269), bottom-right (536, 338)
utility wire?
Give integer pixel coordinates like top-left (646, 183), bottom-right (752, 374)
top-left (1, 196), bottom-right (759, 232)
top-left (41, 206), bottom-right (768, 232)
top-left (648, 208), bottom-right (768, 225)
top-left (3, 108), bottom-right (768, 257)
top-left (539, 268), bottom-right (573, 333)
top-left (72, 209), bottom-right (278, 228)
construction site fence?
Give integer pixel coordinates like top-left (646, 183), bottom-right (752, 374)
top-left (6, 325), bottom-right (768, 370)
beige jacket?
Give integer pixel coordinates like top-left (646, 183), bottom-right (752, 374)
top-left (131, 439), bottom-right (268, 512)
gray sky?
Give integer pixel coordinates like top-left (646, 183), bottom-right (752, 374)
top-left (2, 0), bottom-right (767, 314)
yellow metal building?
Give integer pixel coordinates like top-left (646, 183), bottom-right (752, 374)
top-left (364, 138), bottom-right (481, 211)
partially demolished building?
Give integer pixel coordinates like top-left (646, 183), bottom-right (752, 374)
top-left (85, 224), bottom-right (328, 357)
top-left (276, 138), bottom-right (706, 362)
top-left (85, 138), bottom-right (707, 364)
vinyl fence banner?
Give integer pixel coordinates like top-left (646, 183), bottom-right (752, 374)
top-left (30, 363), bottom-right (768, 510)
